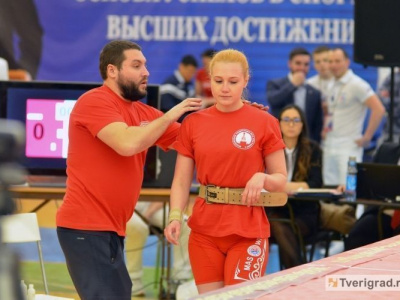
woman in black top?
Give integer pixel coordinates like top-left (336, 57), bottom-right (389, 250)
top-left (268, 104), bottom-right (323, 269)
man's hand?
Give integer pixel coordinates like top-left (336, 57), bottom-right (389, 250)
top-left (291, 72), bottom-right (306, 86)
top-left (201, 97), bottom-right (216, 109)
top-left (164, 98), bottom-right (202, 123)
top-left (379, 90), bottom-right (390, 98)
top-left (355, 135), bottom-right (371, 148)
top-left (243, 100), bottom-right (269, 111)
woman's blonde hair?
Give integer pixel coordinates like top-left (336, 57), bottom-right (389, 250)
top-left (209, 49), bottom-right (250, 99)
top-left (209, 49), bottom-right (250, 80)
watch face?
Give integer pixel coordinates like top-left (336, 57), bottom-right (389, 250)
top-left (26, 98), bottom-right (76, 159)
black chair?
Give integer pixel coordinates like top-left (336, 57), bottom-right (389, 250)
top-left (304, 224), bottom-right (343, 261)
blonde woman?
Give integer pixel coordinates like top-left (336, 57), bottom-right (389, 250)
top-left (164, 49), bottom-right (287, 294)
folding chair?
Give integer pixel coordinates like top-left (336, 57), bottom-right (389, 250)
top-left (1, 213), bottom-right (49, 294)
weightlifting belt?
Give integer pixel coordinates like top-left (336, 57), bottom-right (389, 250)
top-left (198, 185), bottom-right (287, 207)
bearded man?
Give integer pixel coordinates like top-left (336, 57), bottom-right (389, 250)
top-left (56, 40), bottom-right (202, 300)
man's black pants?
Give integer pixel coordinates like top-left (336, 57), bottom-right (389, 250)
top-left (57, 227), bottom-right (132, 300)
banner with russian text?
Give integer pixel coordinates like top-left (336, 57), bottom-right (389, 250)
top-left (1, 0), bottom-right (377, 104)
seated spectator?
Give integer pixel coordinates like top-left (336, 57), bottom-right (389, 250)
top-left (345, 141), bottom-right (400, 251)
top-left (267, 104), bottom-right (322, 269)
top-left (125, 201), bottom-right (192, 296)
top-left (160, 54), bottom-right (198, 122)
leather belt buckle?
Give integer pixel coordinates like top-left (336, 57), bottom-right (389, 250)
top-left (204, 185), bottom-right (217, 204)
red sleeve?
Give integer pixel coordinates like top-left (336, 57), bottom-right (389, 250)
top-left (172, 118), bottom-right (194, 159)
top-left (195, 69), bottom-right (203, 81)
top-left (263, 115), bottom-right (285, 157)
top-left (73, 91), bottom-right (125, 137)
top-left (155, 121), bottom-right (180, 151)
top-left (140, 103), bottom-right (181, 151)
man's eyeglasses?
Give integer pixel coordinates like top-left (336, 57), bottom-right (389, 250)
top-left (280, 117), bottom-right (302, 125)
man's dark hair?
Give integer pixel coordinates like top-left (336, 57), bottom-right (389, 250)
top-left (312, 45), bottom-right (330, 56)
top-left (289, 47), bottom-right (310, 60)
top-left (181, 55), bottom-right (198, 68)
top-left (332, 47), bottom-right (349, 59)
top-left (201, 48), bottom-right (216, 58)
top-left (99, 40), bottom-right (142, 80)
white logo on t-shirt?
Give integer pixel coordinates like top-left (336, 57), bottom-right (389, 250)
top-left (232, 129), bottom-right (255, 150)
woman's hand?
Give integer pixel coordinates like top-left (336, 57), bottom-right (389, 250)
top-left (336, 185), bottom-right (346, 193)
top-left (164, 220), bottom-right (181, 245)
top-left (241, 172), bottom-right (266, 207)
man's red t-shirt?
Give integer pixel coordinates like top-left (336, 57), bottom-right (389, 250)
top-left (56, 85), bottom-right (179, 236)
top-left (196, 68), bottom-right (212, 98)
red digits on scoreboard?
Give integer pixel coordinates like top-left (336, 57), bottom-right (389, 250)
top-left (33, 123), bottom-right (44, 139)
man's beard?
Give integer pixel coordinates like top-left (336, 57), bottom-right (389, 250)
top-left (117, 77), bottom-right (147, 102)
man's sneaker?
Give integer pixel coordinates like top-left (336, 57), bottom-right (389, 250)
top-left (131, 279), bottom-right (145, 297)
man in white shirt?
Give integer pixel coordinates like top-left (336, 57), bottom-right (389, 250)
top-left (323, 48), bottom-right (386, 185)
top-left (307, 46), bottom-right (334, 117)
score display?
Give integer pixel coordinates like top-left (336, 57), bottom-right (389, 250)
top-left (26, 99), bottom-right (76, 158)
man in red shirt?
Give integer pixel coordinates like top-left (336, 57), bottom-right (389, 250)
top-left (56, 40), bottom-right (202, 300)
top-left (195, 48), bottom-right (216, 108)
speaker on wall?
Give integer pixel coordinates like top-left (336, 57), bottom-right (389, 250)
top-left (354, 0), bottom-right (400, 67)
